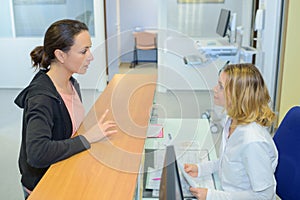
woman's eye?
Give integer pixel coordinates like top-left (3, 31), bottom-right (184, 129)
top-left (81, 49), bottom-right (87, 54)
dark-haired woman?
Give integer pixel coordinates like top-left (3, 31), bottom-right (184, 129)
top-left (14, 19), bottom-right (117, 199)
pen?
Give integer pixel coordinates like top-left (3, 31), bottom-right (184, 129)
top-left (168, 133), bottom-right (172, 141)
top-left (152, 178), bottom-right (161, 181)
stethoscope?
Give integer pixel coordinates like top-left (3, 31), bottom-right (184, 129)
top-left (201, 110), bottom-right (222, 134)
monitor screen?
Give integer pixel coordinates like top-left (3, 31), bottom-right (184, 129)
top-left (159, 145), bottom-right (184, 200)
top-left (216, 8), bottom-right (231, 37)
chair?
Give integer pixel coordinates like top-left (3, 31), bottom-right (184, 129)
top-left (130, 31), bottom-right (157, 68)
top-left (273, 106), bottom-right (300, 200)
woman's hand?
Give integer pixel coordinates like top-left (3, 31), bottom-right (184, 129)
top-left (190, 187), bottom-right (208, 200)
top-left (83, 109), bottom-right (117, 143)
top-left (184, 163), bottom-right (199, 177)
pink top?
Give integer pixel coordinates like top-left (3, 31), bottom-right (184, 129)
top-left (59, 85), bottom-right (85, 136)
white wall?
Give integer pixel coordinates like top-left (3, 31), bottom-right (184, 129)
top-left (164, 0), bottom-right (250, 39)
top-left (156, 0), bottom-right (254, 92)
top-left (0, 0), bottom-right (107, 91)
top-left (117, 0), bottom-right (253, 62)
top-left (255, 0), bottom-right (283, 103)
top-left (0, 0), bottom-right (13, 37)
top-left (156, 0), bottom-right (254, 55)
top-left (105, 0), bottom-right (119, 81)
top-left (105, 0), bottom-right (159, 80)
top-left (119, 0), bottom-right (159, 63)
top-left (156, 0), bottom-right (282, 100)
top-left (1, 0), bottom-right (281, 96)
top-left (76, 0), bottom-right (107, 91)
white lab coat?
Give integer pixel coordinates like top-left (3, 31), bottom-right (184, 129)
top-left (198, 117), bottom-right (278, 200)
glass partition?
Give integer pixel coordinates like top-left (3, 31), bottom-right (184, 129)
top-left (11, 0), bottom-right (94, 37)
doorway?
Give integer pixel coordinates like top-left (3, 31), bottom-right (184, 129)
top-left (104, 0), bottom-right (159, 81)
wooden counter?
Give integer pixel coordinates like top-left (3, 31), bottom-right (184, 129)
top-left (28, 74), bottom-right (157, 200)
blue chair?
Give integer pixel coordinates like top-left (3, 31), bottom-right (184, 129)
top-left (273, 106), bottom-right (300, 200)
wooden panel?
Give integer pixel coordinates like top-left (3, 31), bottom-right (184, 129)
top-left (28, 74), bottom-right (157, 200)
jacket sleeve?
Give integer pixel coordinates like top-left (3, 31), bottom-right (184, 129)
top-left (25, 95), bottom-right (90, 168)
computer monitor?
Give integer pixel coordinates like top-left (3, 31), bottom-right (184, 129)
top-left (159, 145), bottom-right (184, 200)
top-left (216, 8), bottom-right (231, 38)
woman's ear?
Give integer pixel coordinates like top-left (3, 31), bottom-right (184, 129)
top-left (54, 49), bottom-right (65, 64)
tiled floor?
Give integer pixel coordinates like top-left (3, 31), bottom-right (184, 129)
top-left (0, 63), bottom-right (222, 199)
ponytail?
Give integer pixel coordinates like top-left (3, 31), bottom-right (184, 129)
top-left (30, 46), bottom-right (51, 69)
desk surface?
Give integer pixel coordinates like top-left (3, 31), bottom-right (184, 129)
top-left (28, 74), bottom-right (157, 200)
top-left (139, 118), bottom-right (219, 199)
top-left (145, 118), bottom-right (217, 160)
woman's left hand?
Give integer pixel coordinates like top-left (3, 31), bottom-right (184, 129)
top-left (190, 187), bottom-right (208, 200)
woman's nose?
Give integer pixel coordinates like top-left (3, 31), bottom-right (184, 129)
top-left (88, 51), bottom-right (94, 61)
top-left (213, 85), bottom-right (218, 92)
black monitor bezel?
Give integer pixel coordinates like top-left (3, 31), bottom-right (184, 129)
top-left (159, 145), bottom-right (184, 200)
top-left (216, 8), bottom-right (231, 37)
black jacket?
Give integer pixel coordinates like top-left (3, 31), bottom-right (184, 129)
top-left (14, 70), bottom-right (90, 191)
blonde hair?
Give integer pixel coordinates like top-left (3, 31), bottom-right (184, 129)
top-left (222, 63), bottom-right (275, 127)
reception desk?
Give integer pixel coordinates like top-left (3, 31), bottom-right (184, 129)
top-left (28, 74), bottom-right (157, 200)
top-left (138, 118), bottom-right (219, 199)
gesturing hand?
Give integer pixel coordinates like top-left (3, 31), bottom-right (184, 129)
top-left (98, 109), bottom-right (117, 137)
top-left (83, 109), bottom-right (117, 143)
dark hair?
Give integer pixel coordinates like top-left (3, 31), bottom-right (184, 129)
top-left (30, 19), bottom-right (89, 69)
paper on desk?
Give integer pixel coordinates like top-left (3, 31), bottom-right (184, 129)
top-left (147, 124), bottom-right (163, 138)
top-left (145, 167), bottom-right (162, 190)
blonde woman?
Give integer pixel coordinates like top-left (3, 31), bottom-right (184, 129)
top-left (184, 63), bottom-right (278, 200)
